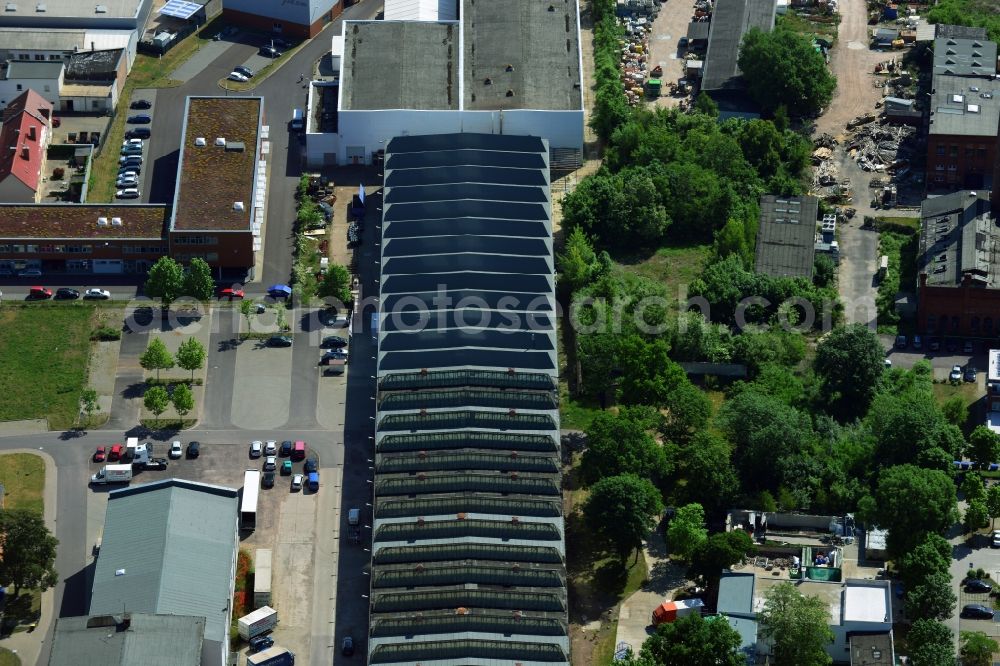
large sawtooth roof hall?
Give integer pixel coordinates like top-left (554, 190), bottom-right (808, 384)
top-left (370, 132), bottom-right (567, 665)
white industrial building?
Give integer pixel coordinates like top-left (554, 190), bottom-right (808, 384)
top-left (0, 0), bottom-right (154, 31)
top-left (303, 0), bottom-right (584, 167)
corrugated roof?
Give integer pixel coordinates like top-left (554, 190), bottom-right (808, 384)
top-left (754, 194), bottom-right (818, 279)
top-left (89, 480), bottom-right (239, 647)
top-left (701, 0), bottom-right (776, 92)
top-left (932, 36), bottom-right (997, 77)
top-left (918, 190), bottom-right (998, 287)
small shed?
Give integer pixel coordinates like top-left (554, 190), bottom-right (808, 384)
top-left (686, 21), bottom-right (710, 49)
top-left (873, 28), bottom-right (898, 48)
top-left (685, 59), bottom-right (703, 78)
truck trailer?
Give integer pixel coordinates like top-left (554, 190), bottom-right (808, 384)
top-left (247, 646), bottom-right (294, 666)
top-left (238, 606), bottom-right (278, 640)
top-left (90, 464), bottom-right (133, 485)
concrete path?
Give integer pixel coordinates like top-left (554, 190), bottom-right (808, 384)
top-left (0, 420), bottom-right (49, 437)
top-left (613, 523), bottom-right (690, 658)
top-left (169, 40), bottom-right (237, 83)
top-left (0, 450), bottom-right (57, 666)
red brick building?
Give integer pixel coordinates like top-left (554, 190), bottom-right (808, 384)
top-left (916, 190), bottom-right (1000, 335)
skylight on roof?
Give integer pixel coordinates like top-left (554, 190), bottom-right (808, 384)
top-left (951, 94), bottom-right (965, 104)
top-left (968, 104), bottom-right (981, 113)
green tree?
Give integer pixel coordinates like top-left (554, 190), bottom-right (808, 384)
top-left (580, 410), bottom-right (670, 487)
top-left (875, 465), bottom-right (958, 557)
top-left (813, 254), bottom-right (835, 288)
top-left (143, 256), bottom-right (185, 310)
top-left (961, 631), bottom-right (999, 666)
top-left (689, 530), bottom-right (756, 587)
top-left (965, 499), bottom-right (990, 533)
top-left (557, 227), bottom-right (607, 295)
top-left (987, 484), bottom-right (1000, 529)
top-left (0, 509), bottom-right (59, 596)
top-left (143, 385), bottom-right (170, 419)
top-left (896, 534), bottom-right (952, 591)
top-left (814, 324), bottom-right (885, 419)
top-left (674, 431), bottom-right (740, 514)
top-left (969, 425), bottom-right (1000, 470)
top-left (666, 503), bottom-right (708, 562)
top-left (183, 257), bottom-right (215, 300)
top-left (905, 570), bottom-right (956, 621)
top-left (317, 263), bottom-right (352, 304)
top-left (907, 619), bottom-right (954, 666)
top-left (738, 25), bottom-right (836, 117)
top-left (941, 395), bottom-right (968, 428)
top-left (79, 388), bottom-right (99, 426)
top-left (867, 388), bottom-right (961, 467)
top-left (174, 337), bottom-right (206, 381)
top-left (584, 474), bottom-right (664, 562)
top-left (140, 338), bottom-right (175, 381)
top-left (171, 383), bottom-right (194, 418)
top-left (758, 582), bottom-right (834, 666)
top-left (693, 91), bottom-right (719, 117)
top-left (239, 298), bottom-right (258, 334)
top-left (962, 472), bottom-right (987, 502)
top-left (638, 613), bottom-right (745, 666)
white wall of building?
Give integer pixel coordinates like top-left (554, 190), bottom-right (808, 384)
top-left (306, 108), bottom-right (583, 166)
top-left (384, 0), bottom-right (458, 21)
top-left (0, 69), bottom-right (63, 108)
top-left (223, 0), bottom-right (339, 25)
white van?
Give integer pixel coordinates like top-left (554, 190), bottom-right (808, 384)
top-left (290, 108), bottom-right (304, 131)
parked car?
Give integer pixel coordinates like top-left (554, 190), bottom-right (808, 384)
top-left (304, 457), bottom-right (318, 473)
top-left (55, 288), bottom-right (80, 300)
top-left (262, 470), bottom-right (275, 488)
top-left (318, 201), bottom-right (333, 221)
top-left (265, 440), bottom-right (277, 455)
top-left (116, 177), bottom-right (139, 188)
top-left (320, 335), bottom-right (348, 349)
top-left (965, 578), bottom-right (993, 593)
top-left (249, 440), bottom-right (263, 458)
top-left (109, 443), bottom-right (123, 461)
top-left (227, 71), bottom-right (249, 82)
top-left (118, 168), bottom-right (140, 179)
top-left (27, 286), bottom-right (52, 300)
top-left (263, 455), bottom-right (276, 471)
top-left (319, 309), bottom-right (348, 327)
top-left (965, 365), bottom-right (978, 383)
top-left (259, 45), bottom-right (281, 58)
top-left (234, 65), bottom-right (254, 78)
top-left (169, 441), bottom-right (183, 459)
top-left (280, 440), bottom-right (292, 456)
top-left (946, 338), bottom-right (959, 352)
top-left (126, 128), bottom-right (151, 139)
top-left (127, 114), bottom-right (151, 124)
top-left (895, 335), bottom-right (907, 349)
top-left (964, 340), bottom-right (975, 354)
top-left (18, 268), bottom-right (42, 277)
top-left (119, 154), bottom-right (143, 165)
top-left (950, 364), bottom-right (963, 383)
top-left (281, 459), bottom-right (293, 475)
top-left (122, 138), bottom-right (143, 148)
top-left (219, 287), bottom-right (244, 299)
top-left (929, 337), bottom-right (942, 351)
top-left (120, 145), bottom-right (143, 156)
top-left (341, 636), bottom-right (354, 656)
top-left (961, 604), bottom-right (995, 619)
top-left (187, 441), bottom-right (200, 458)
top-left (116, 188), bottom-right (140, 199)
top-left (267, 335), bottom-right (292, 347)
top-left (130, 99), bottom-right (152, 109)
top-left (993, 530), bottom-right (1000, 548)
top-left (322, 349), bottom-right (348, 362)
top-left (83, 288), bottom-right (111, 300)
top-left (291, 473), bottom-right (303, 491)
top-left (248, 635), bottom-right (273, 653)
top-left (93, 446), bottom-right (107, 462)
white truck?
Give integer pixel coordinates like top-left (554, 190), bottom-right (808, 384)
top-left (90, 464), bottom-right (133, 485)
top-left (238, 606), bottom-right (278, 640)
top-left (125, 437), bottom-right (151, 466)
top-left (247, 646), bottom-right (294, 666)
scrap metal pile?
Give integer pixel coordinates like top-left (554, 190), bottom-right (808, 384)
top-left (846, 122), bottom-right (916, 173)
top-left (618, 11), bottom-right (655, 106)
top-left (811, 134), bottom-right (839, 188)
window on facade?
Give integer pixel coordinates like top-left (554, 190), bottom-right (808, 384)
top-left (986, 317), bottom-right (994, 333)
top-left (952, 316), bottom-right (960, 330)
top-left (927, 315), bottom-right (937, 332)
top-left (935, 164), bottom-right (945, 171)
top-left (950, 145), bottom-right (959, 157)
top-left (966, 145), bottom-right (975, 157)
top-left (43, 85), bottom-right (49, 92)
top-left (935, 175), bottom-right (944, 182)
top-left (972, 316), bottom-right (981, 331)
top-left (15, 85), bottom-right (22, 91)
top-left (948, 164), bottom-right (958, 172)
top-left (936, 145), bottom-right (945, 156)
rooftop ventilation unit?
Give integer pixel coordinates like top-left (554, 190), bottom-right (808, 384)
top-left (233, 201), bottom-right (244, 211)
top-left (111, 217), bottom-right (122, 226)
top-left (214, 137), bottom-right (226, 146)
top-left (4, 3), bottom-right (16, 10)
top-left (34, 2), bottom-right (43, 10)
top-left (95, 3), bottom-right (107, 12)
top-left (225, 141), bottom-right (245, 152)
top-left (97, 217), bottom-right (109, 226)
top-left (194, 137), bottom-right (206, 146)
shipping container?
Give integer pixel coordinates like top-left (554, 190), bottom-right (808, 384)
top-left (238, 606), bottom-right (278, 640)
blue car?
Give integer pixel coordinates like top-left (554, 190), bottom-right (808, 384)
top-left (307, 471), bottom-right (319, 491)
top-left (248, 634), bottom-right (273, 652)
top-left (267, 284), bottom-right (292, 299)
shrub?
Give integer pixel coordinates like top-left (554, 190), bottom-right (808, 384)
top-left (91, 326), bottom-right (121, 341)
top-left (51, 167), bottom-right (65, 180)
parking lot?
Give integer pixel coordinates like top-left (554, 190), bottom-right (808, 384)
top-left (119, 90), bottom-right (158, 202)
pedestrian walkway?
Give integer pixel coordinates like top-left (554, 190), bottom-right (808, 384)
top-left (613, 522), bottom-right (690, 658)
top-left (170, 40), bottom-right (234, 83)
top-left (0, 419), bottom-right (49, 436)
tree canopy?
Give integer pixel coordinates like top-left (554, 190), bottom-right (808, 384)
top-left (584, 474), bottom-right (664, 562)
top-left (144, 256), bottom-right (185, 308)
top-left (907, 619), bottom-right (954, 666)
top-left (637, 613), bottom-right (746, 666)
top-left (0, 509), bottom-right (59, 595)
top-left (140, 338), bottom-right (175, 381)
top-left (738, 25), bottom-right (837, 117)
top-left (183, 258), bottom-right (215, 300)
top-left (814, 324), bottom-right (885, 419)
top-left (580, 409), bottom-right (671, 487)
top-left (174, 337), bottom-right (206, 381)
top-left (666, 503), bottom-right (708, 561)
top-left (961, 631), bottom-right (999, 666)
top-left (874, 465), bottom-right (957, 557)
top-left (758, 582), bottom-right (833, 666)
top-left (317, 263), bottom-right (353, 305)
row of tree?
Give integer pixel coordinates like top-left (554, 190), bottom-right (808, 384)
top-left (144, 256), bottom-right (217, 308)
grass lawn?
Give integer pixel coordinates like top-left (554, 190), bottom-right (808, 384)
top-left (560, 387), bottom-right (603, 431)
top-left (875, 228), bottom-right (918, 335)
top-left (616, 244), bottom-right (712, 307)
top-left (0, 648), bottom-right (21, 666)
top-left (779, 9), bottom-right (840, 43)
top-left (0, 305), bottom-right (95, 429)
top-left (0, 453), bottom-right (45, 514)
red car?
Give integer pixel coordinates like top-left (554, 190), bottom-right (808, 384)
top-left (28, 286), bottom-right (52, 300)
top-left (108, 443), bottom-right (123, 461)
top-left (220, 288), bottom-right (245, 299)
top-left (93, 446), bottom-right (107, 462)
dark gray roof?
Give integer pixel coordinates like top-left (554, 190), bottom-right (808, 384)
top-left (701, 0), bottom-right (776, 92)
top-left (386, 165), bottom-right (549, 188)
top-left (933, 37), bottom-right (997, 77)
top-left (89, 480), bottom-right (239, 648)
top-left (65, 48), bottom-right (123, 81)
top-left (387, 133), bottom-right (547, 154)
top-left (5, 60), bottom-right (63, 79)
top-left (383, 254), bottom-right (551, 276)
top-left (48, 614), bottom-right (205, 666)
top-left (461, 0), bottom-right (582, 111)
top-left (381, 328), bottom-right (555, 352)
top-left (381, 290), bottom-right (556, 311)
top-left (687, 21), bottom-right (710, 41)
top-left (929, 74), bottom-right (1000, 137)
top-left (385, 148), bottom-right (548, 171)
top-left (340, 21), bottom-right (458, 111)
top-left (935, 24), bottom-right (989, 40)
top-left (754, 194), bottom-right (818, 279)
top-left (717, 571), bottom-right (756, 617)
top-left (385, 200), bottom-right (549, 222)
top-left (383, 236), bottom-right (549, 257)
top-left (918, 190), bottom-right (999, 287)
top-left (382, 218), bottom-right (550, 239)
top-left (381, 271), bottom-right (552, 294)
top-left (384, 183), bottom-right (549, 204)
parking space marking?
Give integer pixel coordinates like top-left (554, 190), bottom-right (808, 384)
top-left (231, 342), bottom-right (293, 429)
